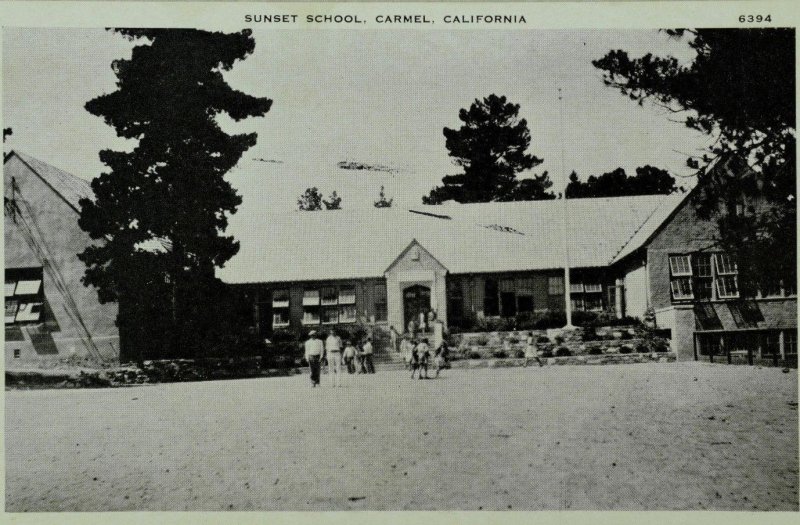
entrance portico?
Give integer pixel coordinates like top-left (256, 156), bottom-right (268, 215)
top-left (384, 240), bottom-right (448, 334)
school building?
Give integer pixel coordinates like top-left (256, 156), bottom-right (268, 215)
top-left (4, 151), bottom-right (119, 365)
top-left (219, 155), bottom-right (797, 363)
top-left (4, 151), bottom-right (796, 366)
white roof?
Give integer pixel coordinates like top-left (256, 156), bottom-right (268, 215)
top-left (220, 194), bottom-right (686, 284)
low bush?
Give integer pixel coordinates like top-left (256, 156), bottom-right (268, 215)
top-left (492, 350), bottom-right (509, 359)
top-left (619, 345), bottom-right (633, 354)
top-left (636, 343), bottom-right (649, 354)
top-left (588, 346), bottom-right (603, 355)
top-left (536, 335), bottom-right (550, 344)
top-left (468, 351), bottom-right (482, 360)
top-left (514, 349), bottom-right (525, 358)
top-left (555, 347), bottom-right (571, 357)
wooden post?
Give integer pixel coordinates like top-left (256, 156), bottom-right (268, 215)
top-left (724, 334), bottom-right (731, 364)
top-left (253, 289), bottom-right (261, 336)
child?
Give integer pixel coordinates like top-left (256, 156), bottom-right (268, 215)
top-left (434, 343), bottom-right (446, 378)
top-left (524, 331), bottom-right (543, 367)
top-left (400, 334), bottom-right (414, 370)
top-left (416, 338), bottom-right (431, 380)
top-left (409, 340), bottom-right (420, 379)
top-left (343, 340), bottom-right (357, 374)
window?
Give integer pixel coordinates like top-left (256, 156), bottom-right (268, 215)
top-left (5, 299), bottom-right (19, 325)
top-left (784, 275), bottom-right (797, 296)
top-left (302, 289), bottom-right (320, 306)
top-left (715, 253), bottom-right (739, 299)
top-left (484, 278), bottom-right (500, 316)
top-left (786, 330), bottom-right (797, 356)
top-left (698, 334), bottom-right (721, 356)
top-left (548, 276), bottom-right (564, 295)
top-left (570, 283), bottom-right (584, 294)
top-left (15, 302), bottom-right (42, 323)
top-left (272, 289), bottom-right (290, 327)
top-left (339, 305), bottom-right (357, 323)
top-left (693, 254), bottom-right (713, 299)
top-left (373, 283), bottom-right (387, 322)
top-left (447, 279), bottom-right (464, 326)
top-left (13, 349), bottom-right (20, 359)
top-left (669, 255), bottom-right (694, 300)
top-left (321, 307), bottom-right (339, 325)
top-left (571, 281), bottom-right (603, 311)
top-left (499, 279), bottom-right (516, 317)
top-left (517, 278), bottom-right (534, 314)
top-left (320, 287), bottom-right (337, 306)
top-left (584, 293), bottom-right (603, 311)
top-left (5, 281), bottom-right (17, 297)
top-left (763, 332), bottom-right (780, 357)
top-left (338, 287), bottom-right (356, 305)
top-left (302, 308), bottom-right (320, 325)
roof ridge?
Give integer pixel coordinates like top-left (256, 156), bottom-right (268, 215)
top-left (6, 150), bottom-right (93, 213)
top-left (607, 193), bottom-right (684, 264)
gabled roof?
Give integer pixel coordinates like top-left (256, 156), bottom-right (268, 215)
top-left (414, 194), bottom-right (687, 268)
top-left (219, 194), bottom-right (688, 285)
top-left (609, 191), bottom-right (692, 264)
top-left (5, 150), bottom-right (94, 212)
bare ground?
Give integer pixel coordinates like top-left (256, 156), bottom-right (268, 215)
top-left (5, 362), bottom-right (798, 511)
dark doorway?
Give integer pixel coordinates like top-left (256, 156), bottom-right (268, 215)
top-left (403, 285), bottom-right (431, 330)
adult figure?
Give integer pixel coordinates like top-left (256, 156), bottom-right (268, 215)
top-left (400, 333), bottom-right (414, 370)
top-left (362, 337), bottom-right (375, 373)
top-left (325, 330), bottom-right (343, 387)
top-left (419, 311), bottom-right (427, 333)
top-left (407, 318), bottom-right (417, 339)
top-left (304, 330), bottom-right (324, 387)
top-left (389, 325), bottom-right (400, 353)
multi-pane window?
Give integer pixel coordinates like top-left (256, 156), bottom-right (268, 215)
top-left (548, 276), bottom-right (564, 296)
top-left (763, 332), bottom-right (780, 357)
top-left (697, 334), bottom-right (721, 356)
top-left (714, 253), bottom-right (739, 298)
top-left (301, 289), bottom-right (321, 325)
top-left (786, 330), bottom-right (797, 355)
top-left (670, 252), bottom-right (740, 301)
top-left (692, 253), bottom-right (713, 299)
top-left (5, 273), bottom-right (43, 325)
top-left (669, 255), bottom-right (694, 300)
top-left (517, 278), bottom-right (535, 313)
top-left (303, 285), bottom-right (359, 325)
top-left (571, 281), bottom-right (603, 311)
top-left (272, 289), bottom-right (290, 327)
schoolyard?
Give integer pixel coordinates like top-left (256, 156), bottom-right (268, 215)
top-left (5, 362), bottom-right (798, 511)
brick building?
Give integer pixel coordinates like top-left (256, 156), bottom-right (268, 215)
top-left (4, 151), bottom-right (119, 366)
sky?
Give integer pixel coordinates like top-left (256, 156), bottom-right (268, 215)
top-left (3, 27), bottom-right (712, 212)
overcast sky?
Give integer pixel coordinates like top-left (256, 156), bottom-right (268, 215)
top-left (3, 28), bottom-right (712, 211)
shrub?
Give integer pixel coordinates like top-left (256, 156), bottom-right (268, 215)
top-left (619, 345), bottom-right (633, 354)
top-left (468, 351), bottom-right (482, 360)
top-left (619, 331), bottom-right (632, 340)
top-left (514, 349), bottom-right (525, 358)
top-left (536, 335), bottom-right (550, 344)
top-left (636, 343), bottom-right (649, 354)
top-left (588, 346), bottom-right (603, 355)
top-left (652, 337), bottom-right (670, 353)
top-left (492, 350), bottom-right (508, 359)
top-left (474, 335), bottom-right (490, 346)
top-left (555, 347), bottom-right (571, 357)
top-left (540, 349), bottom-right (553, 358)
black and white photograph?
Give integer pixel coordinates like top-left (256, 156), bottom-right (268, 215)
top-left (2, 2), bottom-right (798, 514)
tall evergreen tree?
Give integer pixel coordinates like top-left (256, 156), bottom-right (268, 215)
top-left (78, 29), bottom-right (272, 361)
top-left (594, 28), bottom-right (795, 295)
top-left (374, 185), bottom-right (393, 208)
top-left (423, 94), bottom-right (554, 204)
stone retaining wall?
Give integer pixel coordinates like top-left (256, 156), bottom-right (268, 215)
top-left (451, 325), bottom-right (655, 358)
top-left (450, 352), bottom-right (677, 369)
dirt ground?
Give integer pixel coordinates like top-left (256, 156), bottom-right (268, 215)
top-left (5, 362), bottom-right (798, 511)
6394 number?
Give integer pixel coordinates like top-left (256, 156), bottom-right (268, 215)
top-left (739, 15), bottom-right (772, 23)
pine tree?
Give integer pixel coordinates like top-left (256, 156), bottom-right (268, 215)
top-left (78, 29), bottom-right (272, 360)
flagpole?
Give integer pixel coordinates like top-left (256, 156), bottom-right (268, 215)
top-left (558, 87), bottom-right (574, 329)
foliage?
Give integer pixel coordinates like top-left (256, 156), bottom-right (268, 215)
top-left (588, 346), bottom-right (603, 355)
top-left (594, 29), bottom-right (796, 294)
top-left (298, 187), bottom-right (323, 211)
top-left (555, 347), bottom-right (571, 357)
top-left (514, 349), bottom-right (526, 358)
top-left (78, 29), bottom-right (271, 361)
top-left (2, 127), bottom-right (11, 142)
top-left (491, 350), bottom-right (509, 359)
top-left (619, 345), bottom-right (633, 354)
top-left (323, 190), bottom-right (342, 210)
top-left (423, 94), bottom-right (555, 204)
top-left (565, 166), bottom-right (678, 198)
top-left (374, 185), bottom-right (393, 208)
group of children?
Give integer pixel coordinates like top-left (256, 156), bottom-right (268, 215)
top-left (401, 337), bottom-right (449, 379)
top-left (341, 338), bottom-right (375, 375)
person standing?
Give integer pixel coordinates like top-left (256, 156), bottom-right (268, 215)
top-left (362, 337), bottom-right (375, 373)
top-left (343, 340), bottom-right (357, 374)
top-left (389, 325), bottom-right (400, 353)
top-left (400, 334), bottom-right (414, 370)
top-left (416, 338), bottom-right (431, 379)
top-left (325, 330), bottom-right (343, 387)
top-left (524, 331), bottom-right (543, 367)
top-left (304, 331), bottom-right (324, 387)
